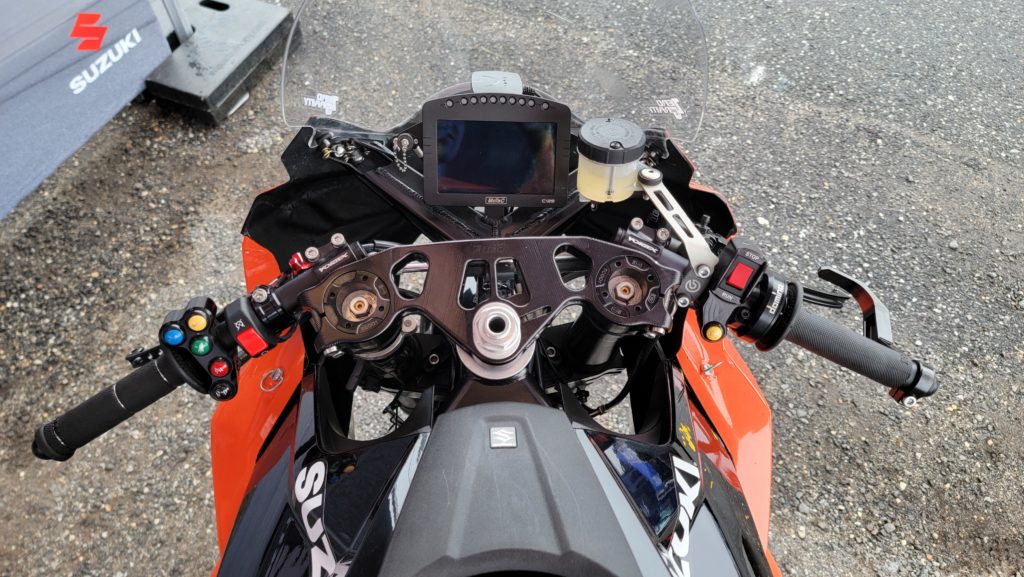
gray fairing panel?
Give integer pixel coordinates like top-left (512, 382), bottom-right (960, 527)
top-left (378, 402), bottom-right (669, 577)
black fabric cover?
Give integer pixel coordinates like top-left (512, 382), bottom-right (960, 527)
top-left (242, 173), bottom-right (421, 272)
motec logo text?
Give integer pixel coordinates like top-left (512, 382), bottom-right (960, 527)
top-left (69, 28), bottom-right (143, 95)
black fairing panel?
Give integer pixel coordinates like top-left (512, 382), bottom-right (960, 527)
top-left (378, 402), bottom-right (670, 577)
top-left (219, 447), bottom-right (307, 577)
top-left (216, 383), bottom-right (423, 577)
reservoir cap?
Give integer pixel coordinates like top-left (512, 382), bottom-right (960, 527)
top-left (579, 118), bottom-right (646, 165)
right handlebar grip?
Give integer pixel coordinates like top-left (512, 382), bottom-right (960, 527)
top-left (785, 308), bottom-right (938, 403)
top-left (33, 354), bottom-right (184, 461)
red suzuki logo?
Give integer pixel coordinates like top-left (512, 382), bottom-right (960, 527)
top-left (70, 13), bottom-right (108, 51)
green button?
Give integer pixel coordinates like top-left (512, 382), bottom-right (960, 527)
top-left (189, 336), bottom-right (211, 356)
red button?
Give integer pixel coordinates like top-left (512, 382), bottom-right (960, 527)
top-left (235, 327), bottom-right (268, 356)
top-left (726, 262), bottom-right (755, 290)
top-left (209, 358), bottom-right (231, 378)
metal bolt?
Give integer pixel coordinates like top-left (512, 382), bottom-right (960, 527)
top-left (656, 228), bottom-right (671, 244)
top-left (702, 361), bottom-right (723, 375)
top-left (630, 217), bottom-right (644, 232)
top-left (544, 346), bottom-right (557, 358)
top-left (613, 280), bottom-right (637, 302)
top-left (211, 382), bottom-right (233, 400)
top-left (348, 295), bottom-right (371, 318)
top-left (638, 167), bottom-right (663, 185)
top-left (428, 353), bottom-right (440, 365)
top-left (696, 265), bottom-right (712, 278)
top-left (401, 316), bottom-right (419, 332)
top-left (323, 345), bottom-right (342, 358)
top-left (330, 233), bottom-right (345, 247)
top-left (251, 287), bottom-right (269, 304)
top-left (643, 326), bottom-right (667, 339)
top-left (676, 296), bottom-right (691, 308)
top-left (902, 396), bottom-right (918, 408)
top-left (305, 246), bottom-right (320, 261)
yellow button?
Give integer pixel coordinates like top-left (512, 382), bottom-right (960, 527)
top-left (703, 323), bottom-right (725, 342)
top-left (187, 313), bottom-right (208, 332)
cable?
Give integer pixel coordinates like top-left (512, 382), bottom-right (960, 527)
top-left (589, 339), bottom-right (658, 417)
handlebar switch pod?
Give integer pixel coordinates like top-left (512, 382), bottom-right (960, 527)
top-left (696, 236), bottom-right (769, 343)
top-left (160, 296), bottom-right (240, 401)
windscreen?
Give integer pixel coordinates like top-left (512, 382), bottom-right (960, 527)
top-left (280, 0), bottom-right (708, 146)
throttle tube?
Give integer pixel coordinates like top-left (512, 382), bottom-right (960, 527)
top-left (785, 308), bottom-right (938, 402)
top-left (32, 354), bottom-right (185, 461)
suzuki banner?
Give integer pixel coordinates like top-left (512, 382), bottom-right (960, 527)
top-left (0, 0), bottom-right (170, 218)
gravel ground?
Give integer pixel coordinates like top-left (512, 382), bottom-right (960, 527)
top-left (1, 0), bottom-right (1023, 575)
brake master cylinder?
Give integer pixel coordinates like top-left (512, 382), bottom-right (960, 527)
top-left (576, 118), bottom-right (646, 202)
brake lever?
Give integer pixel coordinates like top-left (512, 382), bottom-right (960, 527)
top-left (815, 267), bottom-right (894, 347)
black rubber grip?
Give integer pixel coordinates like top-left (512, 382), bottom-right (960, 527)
top-left (785, 308), bottom-right (937, 398)
top-left (33, 354), bottom-right (184, 461)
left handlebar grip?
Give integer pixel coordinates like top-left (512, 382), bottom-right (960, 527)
top-left (32, 354), bottom-right (184, 461)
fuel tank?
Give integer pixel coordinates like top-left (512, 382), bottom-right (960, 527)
top-left (214, 380), bottom-right (773, 576)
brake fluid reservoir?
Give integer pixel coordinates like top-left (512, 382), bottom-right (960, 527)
top-left (577, 118), bottom-right (646, 203)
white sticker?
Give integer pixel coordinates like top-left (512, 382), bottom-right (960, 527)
top-left (649, 97), bottom-right (686, 121)
top-left (303, 93), bottom-right (340, 116)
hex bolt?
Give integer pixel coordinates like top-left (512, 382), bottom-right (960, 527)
top-left (630, 217), bottom-right (644, 232)
top-left (305, 246), bottom-right (320, 261)
top-left (610, 277), bottom-right (641, 304)
top-left (428, 353), bottom-right (440, 365)
top-left (330, 233), bottom-right (345, 247)
top-left (696, 264), bottom-right (712, 278)
top-left (251, 287), bottom-right (269, 304)
top-left (656, 228), bottom-right (671, 244)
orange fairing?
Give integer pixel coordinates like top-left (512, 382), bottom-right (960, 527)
top-left (210, 237), bottom-right (305, 551)
top-left (677, 310), bottom-right (774, 548)
top-left (241, 235), bottom-right (284, 292)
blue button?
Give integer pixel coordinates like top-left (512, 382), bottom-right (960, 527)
top-left (162, 327), bottom-right (185, 346)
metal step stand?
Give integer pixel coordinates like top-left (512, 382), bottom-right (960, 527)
top-left (145, 0), bottom-right (292, 124)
